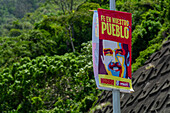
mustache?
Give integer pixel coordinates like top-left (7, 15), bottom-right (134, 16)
top-left (108, 62), bottom-right (122, 70)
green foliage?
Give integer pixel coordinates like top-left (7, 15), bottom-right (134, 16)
top-left (0, 29), bottom-right (58, 69)
top-left (89, 102), bottom-right (111, 113)
top-left (113, 0), bottom-right (170, 63)
top-left (132, 43), bottom-right (160, 71)
top-left (0, 0), bottom-right (45, 19)
top-left (0, 1), bottom-right (101, 71)
top-left (0, 0), bottom-right (45, 36)
top-left (77, 2), bottom-right (100, 12)
top-left (132, 20), bottom-right (161, 62)
top-left (132, 22), bottom-right (170, 72)
top-left (46, 0), bottom-right (87, 14)
top-left (31, 97), bottom-right (44, 110)
top-left (0, 41), bottom-right (101, 112)
top-left (34, 2), bottom-right (100, 53)
top-left (0, 0), bottom-right (170, 112)
top-left (9, 29), bottom-right (22, 37)
top-left (1, 20), bottom-right (33, 37)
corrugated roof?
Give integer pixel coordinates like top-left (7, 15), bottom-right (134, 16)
top-left (94, 38), bottom-right (170, 113)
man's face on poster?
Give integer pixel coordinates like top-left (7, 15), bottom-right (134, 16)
top-left (101, 40), bottom-right (129, 78)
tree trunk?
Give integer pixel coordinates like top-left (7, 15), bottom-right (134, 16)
top-left (70, 0), bottom-right (73, 12)
top-left (69, 26), bottom-right (75, 52)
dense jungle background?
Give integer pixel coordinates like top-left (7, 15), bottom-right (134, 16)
top-left (0, 0), bottom-right (169, 112)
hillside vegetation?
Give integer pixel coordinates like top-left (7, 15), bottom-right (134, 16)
top-left (0, 0), bottom-right (169, 112)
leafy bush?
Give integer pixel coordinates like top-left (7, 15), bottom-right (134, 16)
top-left (9, 29), bottom-right (22, 37)
top-left (0, 29), bottom-right (58, 69)
top-left (132, 22), bottom-right (170, 72)
top-left (132, 20), bottom-right (161, 62)
top-left (0, 41), bottom-right (101, 112)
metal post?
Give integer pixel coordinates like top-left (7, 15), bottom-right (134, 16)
top-left (110, 0), bottom-right (116, 10)
top-left (112, 89), bottom-right (120, 113)
top-left (110, 0), bottom-right (120, 113)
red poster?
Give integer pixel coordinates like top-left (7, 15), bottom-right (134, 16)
top-left (97, 8), bottom-right (133, 93)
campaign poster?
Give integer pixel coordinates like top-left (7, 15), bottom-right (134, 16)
top-left (96, 8), bottom-right (133, 93)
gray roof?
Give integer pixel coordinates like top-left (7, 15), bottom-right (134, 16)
top-left (94, 38), bottom-right (170, 113)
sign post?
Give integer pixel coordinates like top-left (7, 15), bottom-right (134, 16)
top-left (110, 0), bottom-right (121, 113)
top-left (110, 0), bottom-right (115, 10)
top-left (92, 1), bottom-right (133, 113)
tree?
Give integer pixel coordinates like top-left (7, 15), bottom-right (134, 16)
top-left (46, 0), bottom-right (87, 52)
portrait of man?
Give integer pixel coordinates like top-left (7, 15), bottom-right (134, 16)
top-left (100, 39), bottom-right (130, 79)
